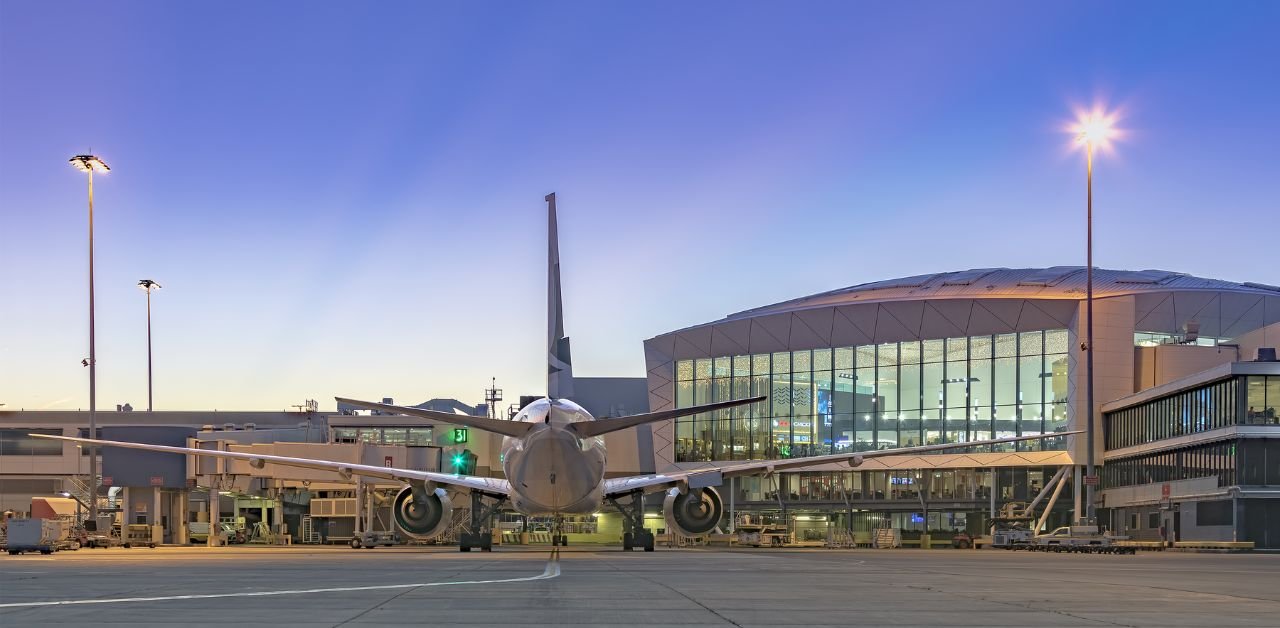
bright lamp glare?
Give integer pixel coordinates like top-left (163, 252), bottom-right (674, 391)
top-left (1071, 110), bottom-right (1119, 150)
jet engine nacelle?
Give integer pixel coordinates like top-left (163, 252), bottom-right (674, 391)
top-left (663, 486), bottom-right (724, 537)
top-left (392, 485), bottom-right (453, 539)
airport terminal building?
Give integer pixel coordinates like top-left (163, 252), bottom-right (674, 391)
top-left (643, 267), bottom-right (1280, 545)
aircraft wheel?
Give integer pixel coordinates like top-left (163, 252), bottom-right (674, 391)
top-left (350, 538), bottom-right (362, 549)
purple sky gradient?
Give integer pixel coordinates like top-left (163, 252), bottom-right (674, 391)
top-left (2, 2), bottom-right (1278, 411)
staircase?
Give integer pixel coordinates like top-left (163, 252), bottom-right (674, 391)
top-left (299, 516), bottom-right (321, 544)
top-left (873, 527), bottom-right (901, 549)
top-left (437, 508), bottom-right (470, 544)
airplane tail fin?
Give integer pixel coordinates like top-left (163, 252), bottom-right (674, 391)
top-left (546, 193), bottom-right (574, 399)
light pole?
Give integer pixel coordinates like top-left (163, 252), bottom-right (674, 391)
top-left (138, 279), bottom-right (161, 412)
top-left (1074, 113), bottom-right (1115, 525)
top-left (70, 154), bottom-right (110, 527)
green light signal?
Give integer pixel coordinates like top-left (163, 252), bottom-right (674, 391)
top-left (452, 453), bottom-right (465, 469)
top-left (452, 428), bottom-right (468, 444)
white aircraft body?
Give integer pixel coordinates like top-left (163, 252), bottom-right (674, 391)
top-left (37, 193), bottom-right (1078, 551)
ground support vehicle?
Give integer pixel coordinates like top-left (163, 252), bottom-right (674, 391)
top-left (1024, 526), bottom-right (1135, 554)
top-left (6, 519), bottom-right (62, 555)
top-left (349, 531), bottom-right (398, 549)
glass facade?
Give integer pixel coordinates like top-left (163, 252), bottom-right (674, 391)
top-left (1104, 377), bottom-right (1241, 450)
top-left (674, 329), bottom-right (1070, 462)
top-left (331, 426), bottom-right (433, 446)
top-left (1102, 440), bottom-right (1238, 488)
top-left (1245, 375), bottom-right (1280, 424)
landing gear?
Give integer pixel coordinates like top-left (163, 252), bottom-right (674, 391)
top-left (458, 491), bottom-right (505, 553)
top-left (609, 490), bottom-right (656, 552)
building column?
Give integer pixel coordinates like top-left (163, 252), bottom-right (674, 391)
top-left (1073, 465), bottom-right (1084, 525)
top-left (207, 488), bottom-right (219, 547)
top-left (177, 491), bottom-right (190, 545)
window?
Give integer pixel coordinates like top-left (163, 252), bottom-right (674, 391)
top-left (672, 329), bottom-right (1070, 462)
top-left (0, 429), bottom-right (63, 455)
top-left (1197, 500), bottom-right (1233, 526)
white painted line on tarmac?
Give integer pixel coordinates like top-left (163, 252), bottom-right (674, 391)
top-left (0, 550), bottom-right (560, 609)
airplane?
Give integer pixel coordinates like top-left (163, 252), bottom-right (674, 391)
top-left (36, 193), bottom-right (1080, 552)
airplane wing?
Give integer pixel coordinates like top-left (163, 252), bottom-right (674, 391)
top-left (603, 431), bottom-right (1082, 497)
top-left (569, 395), bottom-right (766, 439)
top-left (335, 397), bottom-right (532, 439)
top-left (31, 434), bottom-right (511, 496)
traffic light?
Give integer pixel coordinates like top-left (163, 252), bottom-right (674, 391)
top-left (451, 449), bottom-right (477, 475)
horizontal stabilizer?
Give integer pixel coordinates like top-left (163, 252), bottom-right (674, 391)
top-left (335, 397), bottom-right (533, 439)
top-left (570, 395), bottom-right (766, 439)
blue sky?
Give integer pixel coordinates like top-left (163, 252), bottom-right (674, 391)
top-left (2, 1), bottom-right (1278, 411)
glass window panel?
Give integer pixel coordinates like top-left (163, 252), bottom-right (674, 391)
top-left (676, 360), bottom-right (694, 381)
top-left (1265, 376), bottom-right (1280, 425)
top-left (771, 372), bottom-right (791, 418)
top-left (772, 351), bottom-right (791, 374)
top-left (994, 357), bottom-right (1017, 406)
top-left (970, 335), bottom-right (993, 360)
top-left (733, 355), bottom-right (751, 377)
top-left (946, 337), bottom-right (967, 362)
top-left (995, 333), bottom-right (1018, 358)
top-left (877, 343), bottom-right (899, 367)
top-left (970, 358), bottom-right (992, 409)
top-left (813, 348), bottom-right (832, 371)
top-left (752, 354), bottom-right (770, 376)
top-left (793, 349), bottom-right (812, 373)
top-left (676, 381), bottom-right (694, 408)
top-left (1046, 355), bottom-right (1069, 404)
top-left (382, 428), bottom-right (408, 446)
top-left (1019, 330), bottom-right (1043, 356)
top-left (922, 339), bottom-right (944, 364)
top-left (835, 347), bottom-right (854, 370)
top-left (1045, 329), bottom-right (1069, 353)
top-left (408, 428), bottom-right (433, 447)
top-left (877, 364), bottom-right (898, 413)
top-left (1020, 355), bottom-right (1045, 406)
top-left (923, 362), bottom-right (944, 412)
top-left (855, 367), bottom-right (875, 414)
top-left (946, 359), bottom-right (968, 409)
top-left (899, 341), bottom-right (921, 365)
top-left (856, 345), bottom-right (876, 369)
top-left (713, 356), bottom-right (732, 378)
top-left (899, 363), bottom-right (921, 411)
top-left (898, 410), bottom-right (922, 447)
top-left (695, 358), bottom-right (712, 380)
top-left (834, 369), bottom-right (856, 415)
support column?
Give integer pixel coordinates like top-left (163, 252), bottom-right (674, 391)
top-left (177, 491), bottom-right (190, 545)
top-left (989, 469), bottom-right (996, 521)
top-left (207, 488), bottom-right (219, 547)
top-left (1073, 465), bottom-right (1084, 525)
top-left (728, 476), bottom-right (735, 533)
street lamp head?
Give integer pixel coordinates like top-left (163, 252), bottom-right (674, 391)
top-left (1072, 110), bottom-right (1118, 150)
top-left (69, 155), bottom-right (110, 173)
top-left (138, 279), bottom-right (162, 291)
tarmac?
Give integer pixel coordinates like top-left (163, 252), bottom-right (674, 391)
top-left (2, 544), bottom-right (1279, 627)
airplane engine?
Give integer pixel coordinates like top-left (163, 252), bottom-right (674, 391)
top-left (393, 485), bottom-right (453, 539)
top-left (663, 486), bottom-right (724, 536)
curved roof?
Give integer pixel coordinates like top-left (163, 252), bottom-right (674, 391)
top-left (727, 267), bottom-right (1280, 320)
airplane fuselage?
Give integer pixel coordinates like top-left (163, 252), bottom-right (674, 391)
top-left (500, 398), bottom-right (606, 515)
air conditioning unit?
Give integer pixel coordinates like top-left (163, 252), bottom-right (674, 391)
top-left (1258, 347), bottom-right (1277, 362)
